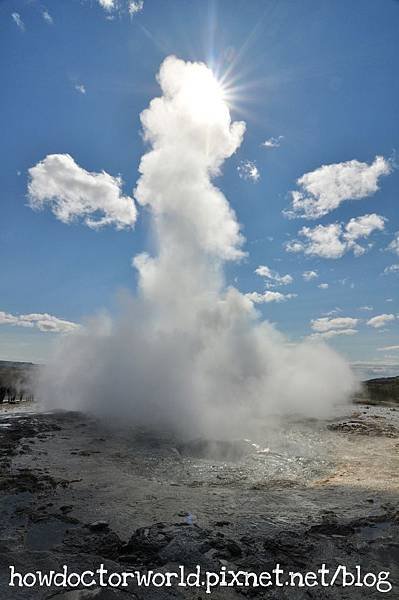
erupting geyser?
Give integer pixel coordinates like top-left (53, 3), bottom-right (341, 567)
top-left (38, 56), bottom-right (358, 437)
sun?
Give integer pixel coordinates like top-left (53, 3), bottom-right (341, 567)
top-left (183, 67), bottom-right (230, 124)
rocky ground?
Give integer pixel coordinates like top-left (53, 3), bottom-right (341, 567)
top-left (0, 403), bottom-right (398, 599)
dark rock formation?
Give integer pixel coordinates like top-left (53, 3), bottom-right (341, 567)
top-left (0, 361), bottom-right (37, 403)
top-left (357, 376), bottom-right (399, 405)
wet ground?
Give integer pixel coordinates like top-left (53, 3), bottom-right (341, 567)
top-left (0, 403), bottom-right (398, 598)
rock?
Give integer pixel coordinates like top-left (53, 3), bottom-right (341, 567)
top-left (328, 417), bottom-right (398, 437)
top-left (62, 526), bottom-right (122, 560)
top-left (87, 521), bottom-right (109, 532)
top-left (122, 523), bottom-right (171, 565)
top-left (122, 522), bottom-right (243, 569)
top-left (309, 522), bottom-right (355, 536)
top-left (158, 532), bottom-right (207, 564)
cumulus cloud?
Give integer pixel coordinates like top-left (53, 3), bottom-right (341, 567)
top-left (28, 154), bottom-right (137, 230)
top-left (310, 316), bottom-right (358, 339)
top-left (285, 156), bottom-right (392, 219)
top-left (302, 270), bottom-right (318, 281)
top-left (367, 314), bottom-right (396, 329)
top-left (383, 264), bottom-right (399, 274)
top-left (286, 223), bottom-right (345, 259)
top-left (255, 265), bottom-right (293, 287)
top-left (38, 57), bottom-right (357, 438)
top-left (237, 160), bottom-right (260, 182)
top-left (344, 213), bottom-right (385, 246)
top-left (311, 316), bottom-right (359, 333)
top-left (0, 311), bottom-right (79, 334)
top-left (387, 232), bottom-right (399, 256)
top-left (318, 283), bottom-right (329, 289)
top-left (12, 12), bottom-right (25, 31)
top-left (262, 135), bottom-right (283, 149)
top-left (246, 291), bottom-right (297, 304)
top-left (286, 213), bottom-right (385, 259)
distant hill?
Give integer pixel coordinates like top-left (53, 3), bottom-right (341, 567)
top-left (0, 360), bottom-right (37, 369)
top-left (361, 375), bottom-right (399, 405)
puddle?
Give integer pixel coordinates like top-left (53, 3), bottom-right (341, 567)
top-left (357, 521), bottom-right (393, 541)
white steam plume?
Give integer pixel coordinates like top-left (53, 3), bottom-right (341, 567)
top-left (38, 57), bottom-right (357, 438)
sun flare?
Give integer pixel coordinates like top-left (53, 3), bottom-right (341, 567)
top-left (182, 68), bottom-right (229, 123)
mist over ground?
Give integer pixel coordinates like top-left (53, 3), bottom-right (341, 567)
top-left (37, 56), bottom-right (358, 438)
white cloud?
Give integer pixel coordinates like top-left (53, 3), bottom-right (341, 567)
top-left (255, 265), bottom-right (293, 287)
top-left (43, 10), bottom-right (53, 24)
top-left (310, 316), bottom-right (358, 339)
top-left (286, 213), bottom-right (385, 259)
top-left (98, 0), bottom-right (115, 10)
top-left (351, 359), bottom-right (399, 379)
top-left (367, 314), bottom-right (396, 329)
top-left (344, 213), bottom-right (385, 246)
top-left (302, 270), bottom-right (318, 281)
top-left (383, 264), bottom-right (399, 274)
top-left (311, 328), bottom-right (358, 340)
top-left (378, 345), bottom-right (399, 352)
top-left (322, 308), bottom-right (342, 317)
top-left (286, 223), bottom-right (345, 259)
top-left (97, 0), bottom-right (144, 15)
top-left (318, 283), bottom-right (329, 289)
top-left (237, 160), bottom-right (260, 182)
top-left (262, 135), bottom-right (283, 149)
top-left (74, 84), bottom-right (86, 95)
top-left (129, 0), bottom-right (144, 15)
top-left (311, 316), bottom-right (358, 333)
top-left (285, 155), bottom-right (392, 219)
top-left (359, 305), bottom-right (373, 311)
top-left (370, 315), bottom-right (397, 329)
top-left (387, 232), bottom-right (399, 255)
top-left (12, 12), bottom-right (25, 31)
top-left (0, 311), bottom-right (79, 334)
top-left (286, 241), bottom-right (304, 254)
top-left (246, 291), bottom-right (297, 304)
top-left (28, 154), bottom-right (137, 230)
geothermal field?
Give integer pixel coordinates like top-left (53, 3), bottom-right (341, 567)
top-left (0, 395), bottom-right (398, 599)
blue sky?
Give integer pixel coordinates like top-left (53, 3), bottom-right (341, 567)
top-left (1, 0), bottom-right (398, 378)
